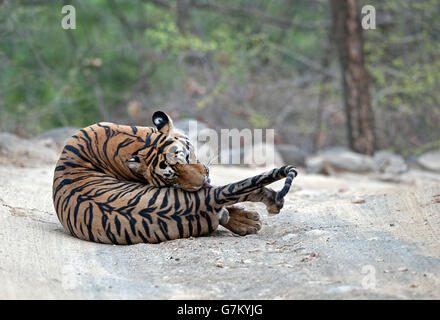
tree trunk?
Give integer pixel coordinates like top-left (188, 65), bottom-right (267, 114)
top-left (330, 0), bottom-right (376, 155)
top-left (176, 0), bottom-right (190, 34)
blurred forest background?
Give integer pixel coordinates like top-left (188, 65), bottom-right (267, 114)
top-left (0, 0), bottom-right (439, 158)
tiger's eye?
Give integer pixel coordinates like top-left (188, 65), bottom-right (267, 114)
top-left (159, 162), bottom-right (167, 169)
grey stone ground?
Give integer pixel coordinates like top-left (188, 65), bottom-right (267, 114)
top-left (0, 160), bottom-right (439, 299)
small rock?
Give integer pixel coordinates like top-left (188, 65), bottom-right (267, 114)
top-left (0, 132), bottom-right (59, 166)
top-left (282, 233), bottom-right (298, 241)
top-left (377, 173), bottom-right (403, 183)
top-left (305, 156), bottom-right (325, 174)
top-left (301, 252), bottom-right (319, 262)
top-left (374, 150), bottom-right (407, 175)
top-left (397, 267), bottom-right (408, 272)
top-left (325, 285), bottom-right (358, 295)
top-left (276, 144), bottom-right (306, 167)
top-left (296, 189), bottom-right (324, 198)
top-left (305, 148), bottom-right (377, 174)
top-left (305, 229), bottom-right (327, 237)
top-left (34, 127), bottom-right (80, 150)
top-left (416, 150), bottom-right (440, 172)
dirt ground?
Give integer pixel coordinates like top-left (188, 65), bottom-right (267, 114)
top-left (0, 159), bottom-right (439, 299)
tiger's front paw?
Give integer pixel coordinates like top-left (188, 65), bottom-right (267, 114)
top-left (220, 205), bottom-right (262, 236)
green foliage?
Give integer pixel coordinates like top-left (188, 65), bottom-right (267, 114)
top-left (145, 21), bottom-right (217, 53)
top-left (0, 0), bottom-right (439, 156)
top-left (248, 111), bottom-right (270, 128)
top-left (365, 0), bottom-right (440, 153)
top-left (0, 0), bottom-right (327, 135)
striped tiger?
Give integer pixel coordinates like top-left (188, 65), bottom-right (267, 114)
top-left (52, 111), bottom-right (298, 244)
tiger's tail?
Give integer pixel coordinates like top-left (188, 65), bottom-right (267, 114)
top-left (275, 167), bottom-right (298, 203)
top-left (212, 165), bottom-right (298, 207)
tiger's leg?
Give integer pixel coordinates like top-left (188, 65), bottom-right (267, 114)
top-left (244, 187), bottom-right (284, 214)
top-left (218, 187), bottom-right (280, 235)
top-left (210, 165), bottom-right (296, 210)
top-left (200, 166), bottom-right (296, 237)
top-left (220, 205), bottom-right (262, 236)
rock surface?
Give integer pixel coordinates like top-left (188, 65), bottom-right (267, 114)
top-left (34, 127), bottom-right (80, 152)
top-left (374, 150), bottom-right (407, 174)
top-left (306, 148), bottom-right (377, 174)
top-left (276, 144), bottom-right (306, 167)
top-left (0, 132), bottom-right (59, 166)
top-left (417, 150), bottom-right (440, 172)
top-left (373, 150), bottom-right (408, 182)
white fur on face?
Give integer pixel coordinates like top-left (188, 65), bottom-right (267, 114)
top-left (157, 166), bottom-right (175, 178)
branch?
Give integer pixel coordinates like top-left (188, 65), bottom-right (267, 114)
top-left (143, 0), bottom-right (329, 31)
top-left (146, 0), bottom-right (172, 9)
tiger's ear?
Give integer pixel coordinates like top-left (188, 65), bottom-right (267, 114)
top-left (152, 111), bottom-right (173, 134)
top-left (125, 155), bottom-right (140, 171)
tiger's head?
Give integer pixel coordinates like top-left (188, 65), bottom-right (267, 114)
top-left (125, 111), bottom-right (211, 191)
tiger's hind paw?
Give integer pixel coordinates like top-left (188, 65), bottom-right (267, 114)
top-left (261, 187), bottom-right (284, 215)
top-left (220, 205), bottom-right (262, 236)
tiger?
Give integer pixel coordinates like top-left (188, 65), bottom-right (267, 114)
top-left (52, 111), bottom-right (298, 244)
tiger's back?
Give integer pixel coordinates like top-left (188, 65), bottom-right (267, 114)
top-left (54, 122), bottom-right (154, 183)
top-left (53, 121), bottom-right (219, 244)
